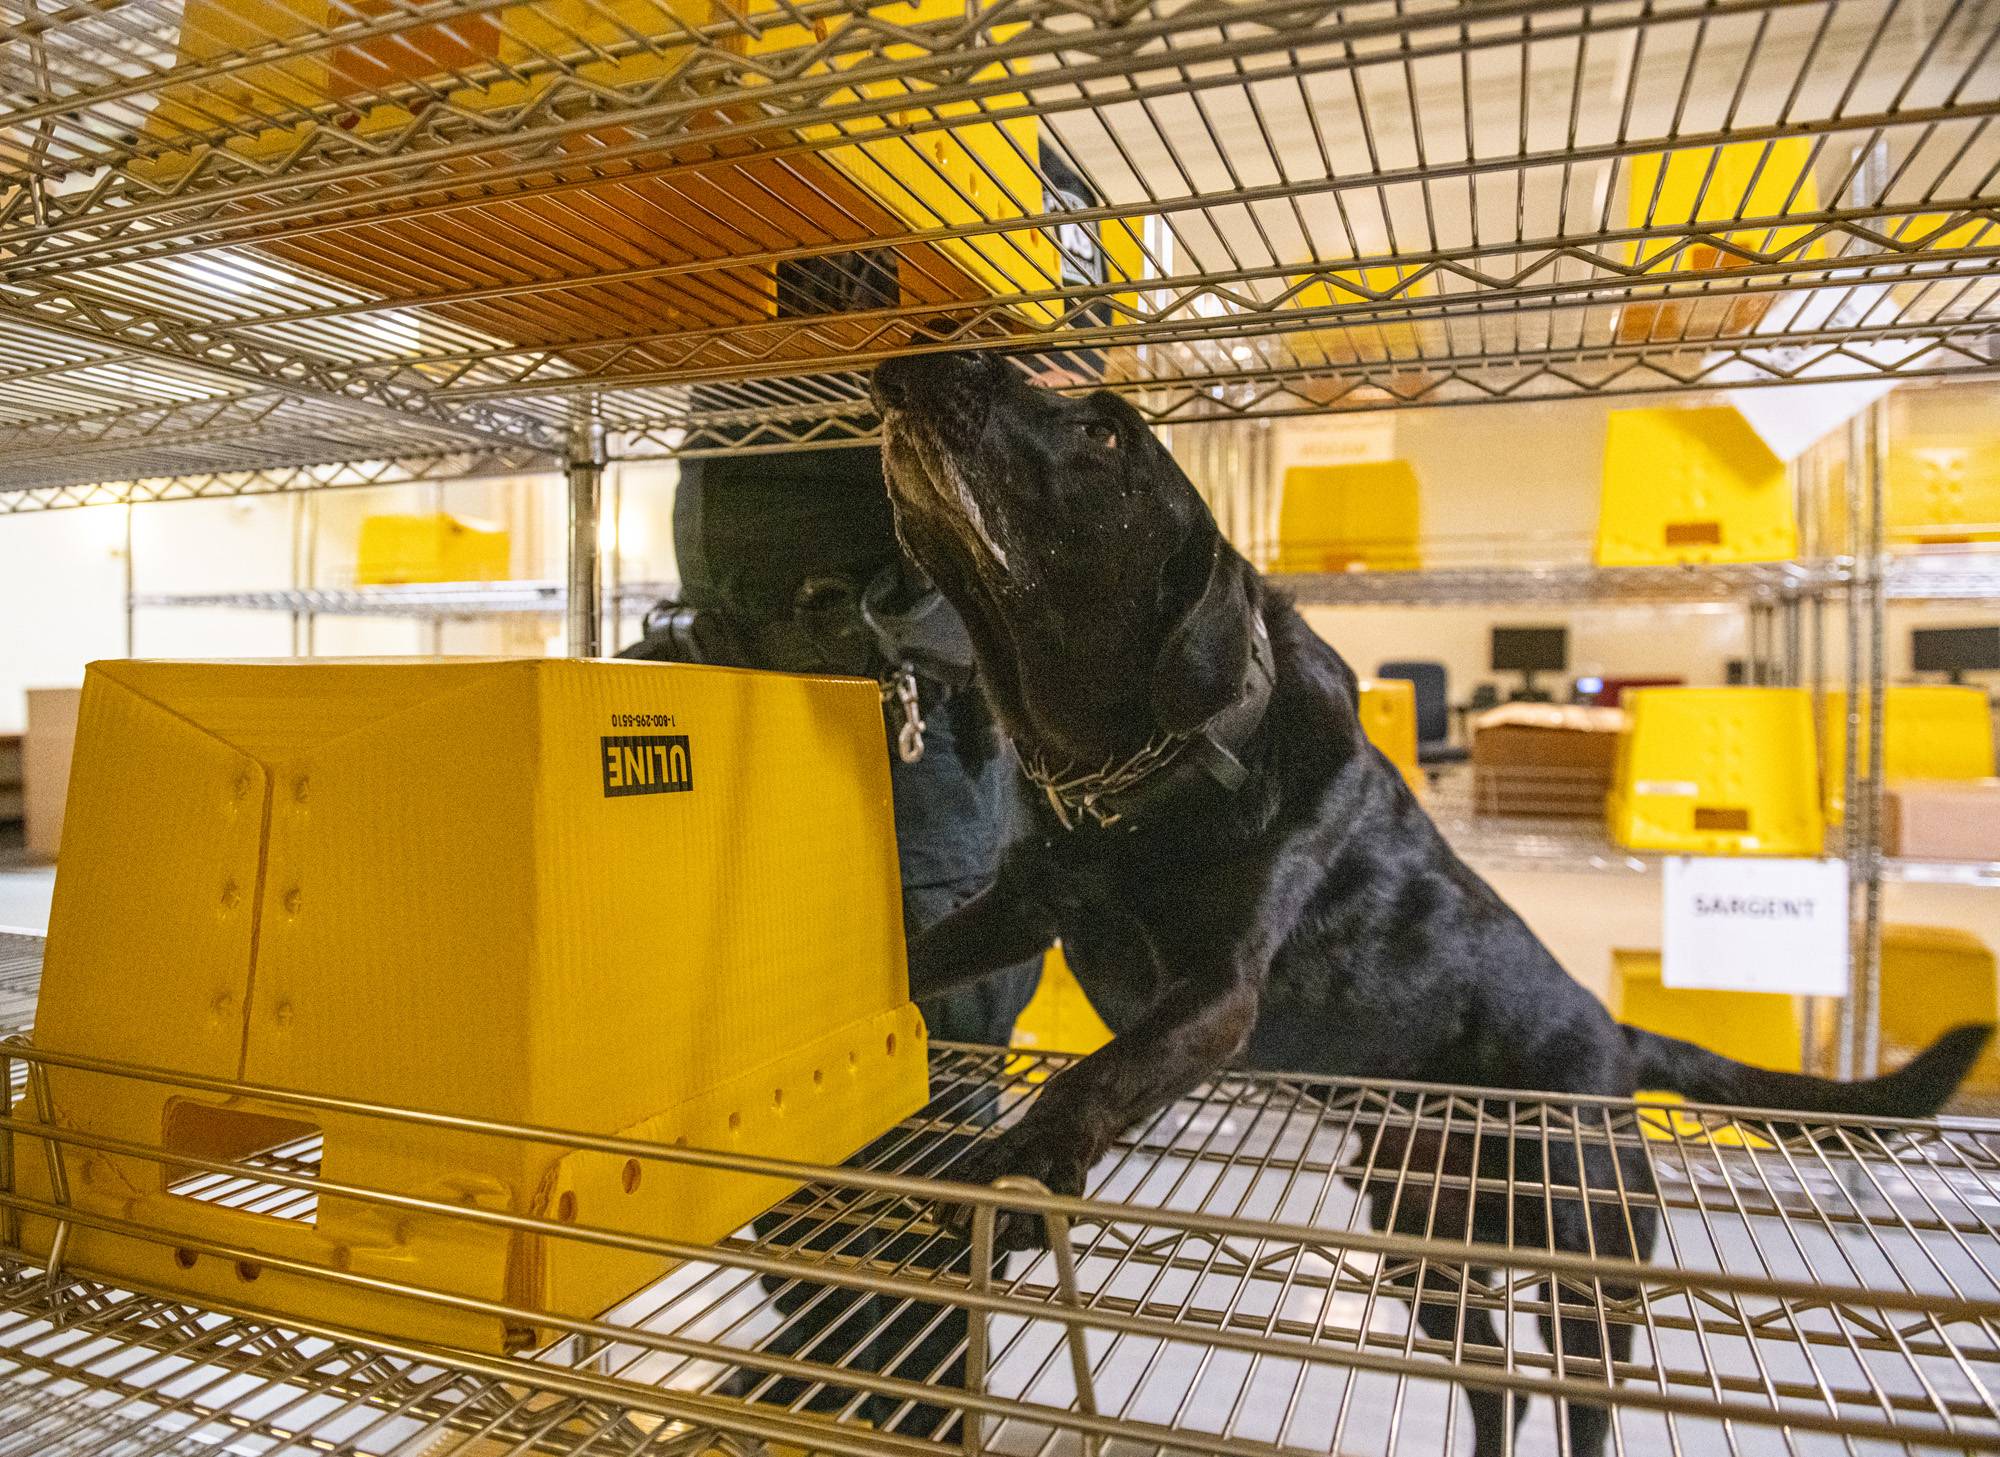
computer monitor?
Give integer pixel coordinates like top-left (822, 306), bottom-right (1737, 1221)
top-left (1491, 626), bottom-right (1568, 700)
top-left (1912, 625), bottom-right (2000, 685)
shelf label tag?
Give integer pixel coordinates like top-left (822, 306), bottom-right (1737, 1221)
top-left (1282, 414), bottom-right (1396, 468)
top-left (1661, 856), bottom-right (1850, 996)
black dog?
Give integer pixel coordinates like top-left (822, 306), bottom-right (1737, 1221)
top-left (871, 349), bottom-right (1992, 1456)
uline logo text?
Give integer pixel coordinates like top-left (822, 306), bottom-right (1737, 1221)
top-left (601, 735), bottom-right (693, 798)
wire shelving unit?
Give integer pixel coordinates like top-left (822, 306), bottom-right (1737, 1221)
top-left (4, 931), bottom-right (2000, 1456)
top-left (0, 0), bottom-right (1992, 506)
top-left (3, 3), bottom-right (2000, 1450)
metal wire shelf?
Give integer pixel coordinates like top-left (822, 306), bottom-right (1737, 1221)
top-left (128, 579), bottom-right (680, 618)
top-left (4, 932), bottom-right (2000, 1455)
top-left (1286, 560), bottom-right (1829, 608)
top-left (1273, 550), bottom-right (2000, 607)
top-left (0, 0), bottom-right (1992, 492)
top-left (1420, 772), bottom-right (2000, 887)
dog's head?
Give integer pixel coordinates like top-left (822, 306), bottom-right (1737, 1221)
top-left (873, 351), bottom-right (1259, 767)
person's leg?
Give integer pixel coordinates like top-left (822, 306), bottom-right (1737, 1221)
top-left (735, 694), bottom-right (1042, 1436)
top-left (855, 879), bottom-right (1041, 1440)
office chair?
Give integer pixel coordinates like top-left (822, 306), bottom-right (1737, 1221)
top-left (1377, 660), bottom-right (1470, 767)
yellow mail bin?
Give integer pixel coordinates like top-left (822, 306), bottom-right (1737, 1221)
top-left (1880, 925), bottom-right (2000, 1089)
top-left (1275, 461), bottom-right (1423, 573)
top-left (1357, 677), bottom-right (1425, 795)
top-left (141, 0), bottom-right (1146, 337)
top-left (1608, 688), bottom-right (1823, 855)
top-left (1596, 406), bottom-right (1797, 566)
top-left (1617, 139), bottom-right (1823, 343)
top-left (1286, 266), bottom-right (1435, 363)
top-left (1820, 686), bottom-right (1996, 822)
top-left (1887, 385), bottom-right (2000, 545)
top-left (1011, 945), bottom-right (1112, 1058)
top-left (1611, 949), bottom-right (1803, 1073)
top-left (1612, 949), bottom-right (1796, 1146)
top-left (355, 513), bottom-right (513, 585)
top-left (15, 658), bottom-right (929, 1353)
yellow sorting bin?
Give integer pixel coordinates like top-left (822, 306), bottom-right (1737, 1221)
top-left (140, 0), bottom-right (1146, 340)
top-left (355, 513), bottom-right (513, 585)
top-left (1612, 948), bottom-right (1798, 1145)
top-left (1595, 406), bottom-right (1797, 566)
top-left (1880, 925), bottom-right (2000, 1088)
top-left (1887, 385), bottom-right (2000, 545)
top-left (1611, 949), bottom-right (1803, 1073)
top-left (1357, 677), bottom-right (1425, 795)
top-left (1608, 688), bottom-right (1824, 855)
top-left (1286, 266), bottom-right (1434, 362)
top-left (1617, 139), bottom-right (1823, 343)
top-left (1820, 686), bottom-right (1996, 822)
top-left (14, 658), bottom-right (930, 1353)
top-left (1011, 945), bottom-right (1113, 1057)
top-left (1275, 460), bottom-right (1423, 573)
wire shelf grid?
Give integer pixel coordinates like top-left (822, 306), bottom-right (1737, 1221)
top-left (2, 934), bottom-right (2000, 1454)
top-left (0, 0), bottom-right (1993, 490)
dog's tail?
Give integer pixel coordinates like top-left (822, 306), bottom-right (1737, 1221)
top-left (1621, 1022), bottom-right (1993, 1120)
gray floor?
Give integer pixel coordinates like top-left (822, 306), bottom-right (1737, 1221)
top-left (0, 829), bottom-right (54, 934)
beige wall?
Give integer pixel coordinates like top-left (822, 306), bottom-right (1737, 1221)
top-left (0, 461), bottom-right (683, 735)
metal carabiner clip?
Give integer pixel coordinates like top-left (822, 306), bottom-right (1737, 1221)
top-left (887, 664), bottom-right (926, 764)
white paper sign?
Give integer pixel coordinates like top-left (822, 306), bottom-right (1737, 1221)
top-left (1661, 856), bottom-right (1850, 996)
top-left (1709, 281), bottom-right (1913, 461)
top-left (1283, 414), bottom-right (1396, 468)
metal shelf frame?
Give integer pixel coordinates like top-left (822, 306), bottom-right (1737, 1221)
top-left (0, 0), bottom-right (1994, 505)
top-left (3, 932), bottom-right (2000, 1456)
top-left (127, 578), bottom-right (679, 618)
top-left (2, 7), bottom-right (1999, 1443)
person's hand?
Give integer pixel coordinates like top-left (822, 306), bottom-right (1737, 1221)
top-left (1024, 365), bottom-right (1090, 389)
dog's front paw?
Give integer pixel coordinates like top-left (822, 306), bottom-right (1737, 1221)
top-left (942, 1119), bottom-right (1096, 1253)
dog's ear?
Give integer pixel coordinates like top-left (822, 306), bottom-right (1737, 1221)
top-left (1150, 530), bottom-right (1254, 736)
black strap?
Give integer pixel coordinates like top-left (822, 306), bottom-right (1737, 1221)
top-left (1085, 609), bottom-right (1275, 826)
top-left (860, 566), bottom-right (978, 690)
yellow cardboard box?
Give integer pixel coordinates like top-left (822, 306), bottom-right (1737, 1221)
top-left (355, 513), bottom-right (513, 585)
top-left (14, 658), bottom-right (929, 1352)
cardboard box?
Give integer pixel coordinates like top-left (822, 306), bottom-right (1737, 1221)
top-left (1884, 779), bottom-right (2000, 862)
top-left (0, 734), bottom-right (20, 821)
top-left (23, 687), bottom-right (81, 858)
top-left (15, 658), bottom-right (930, 1352)
top-left (1472, 704), bottom-right (1626, 818)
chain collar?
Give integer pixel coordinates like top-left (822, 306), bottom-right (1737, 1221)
top-left (1023, 733), bottom-right (1188, 830)
top-left (1021, 608), bottom-right (1275, 832)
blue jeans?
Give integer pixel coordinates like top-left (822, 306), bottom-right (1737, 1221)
top-left (737, 682), bottom-right (1040, 1439)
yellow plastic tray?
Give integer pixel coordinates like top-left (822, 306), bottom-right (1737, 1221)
top-left (1617, 139), bottom-right (1823, 343)
top-left (1880, 925), bottom-right (2000, 1088)
top-left (14, 658), bottom-right (929, 1353)
top-left (1275, 460), bottom-right (1423, 573)
top-left (1613, 948), bottom-right (1795, 1148)
top-left (1820, 685), bottom-right (1996, 822)
top-left (139, 0), bottom-right (1147, 330)
top-left (355, 513), bottom-right (512, 585)
top-left (1596, 406), bottom-right (1796, 566)
top-left (1607, 687), bottom-right (1823, 855)
top-left (1011, 945), bottom-right (1112, 1060)
top-left (1357, 677), bottom-right (1424, 795)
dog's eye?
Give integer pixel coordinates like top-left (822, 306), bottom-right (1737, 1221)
top-left (1082, 421), bottom-right (1117, 449)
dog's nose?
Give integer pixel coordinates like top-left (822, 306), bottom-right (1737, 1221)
top-left (871, 355), bottom-right (918, 411)
top-left (871, 350), bottom-right (997, 412)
